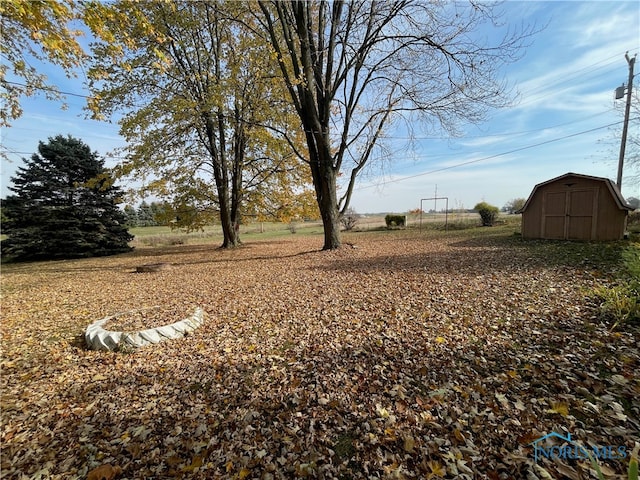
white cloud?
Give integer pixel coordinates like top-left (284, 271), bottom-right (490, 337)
top-left (568, 3), bottom-right (638, 48)
top-left (459, 134), bottom-right (521, 148)
top-left (504, 1), bottom-right (638, 126)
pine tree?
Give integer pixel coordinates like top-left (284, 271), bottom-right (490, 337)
top-left (1, 135), bottom-right (133, 260)
top-left (123, 204), bottom-right (139, 227)
top-left (136, 201), bottom-right (155, 227)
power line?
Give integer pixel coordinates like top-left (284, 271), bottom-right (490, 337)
top-left (6, 48), bottom-right (635, 103)
top-left (4, 108), bottom-right (615, 151)
top-left (377, 108), bottom-right (617, 141)
top-left (353, 119), bottom-right (634, 191)
top-left (1, 80), bottom-right (93, 99)
top-left (517, 48), bottom-right (639, 101)
top-left (3, 47), bottom-right (633, 145)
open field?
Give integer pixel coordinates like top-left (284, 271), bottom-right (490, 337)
top-left (127, 213), bottom-right (497, 248)
top-left (1, 227), bottom-right (638, 479)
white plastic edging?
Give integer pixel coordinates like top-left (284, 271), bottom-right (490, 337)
top-left (85, 307), bottom-right (205, 351)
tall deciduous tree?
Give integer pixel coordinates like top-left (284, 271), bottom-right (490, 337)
top-left (0, 0), bottom-right (85, 127)
top-left (84, 0), bottom-right (315, 248)
top-left (256, 0), bottom-right (536, 249)
top-left (1, 135), bottom-right (133, 260)
top-left (503, 198), bottom-right (526, 214)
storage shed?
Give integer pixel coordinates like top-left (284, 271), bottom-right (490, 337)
top-left (519, 172), bottom-right (633, 241)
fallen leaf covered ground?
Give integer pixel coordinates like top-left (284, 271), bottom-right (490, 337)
top-left (1, 229), bottom-right (638, 479)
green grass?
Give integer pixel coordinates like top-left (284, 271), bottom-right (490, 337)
top-left (129, 226), bottom-right (218, 247)
top-left (128, 215), bottom-right (522, 249)
top-left (128, 221), bottom-right (326, 247)
top-left (516, 236), bottom-right (637, 274)
top-left (587, 243), bottom-right (640, 329)
top-left (128, 225), bottom-right (181, 237)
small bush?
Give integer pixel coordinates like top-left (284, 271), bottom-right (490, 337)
top-left (340, 208), bottom-right (360, 231)
top-left (592, 285), bottom-right (639, 330)
top-left (385, 214), bottom-right (406, 228)
top-left (590, 245), bottom-right (640, 330)
top-left (474, 202), bottom-right (499, 226)
top-left (628, 211), bottom-right (640, 233)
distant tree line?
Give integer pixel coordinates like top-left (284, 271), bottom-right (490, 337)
top-left (123, 201), bottom-right (172, 228)
top-left (408, 200), bottom-right (527, 215)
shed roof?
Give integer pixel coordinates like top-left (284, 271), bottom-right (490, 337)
top-left (518, 172), bottom-right (633, 213)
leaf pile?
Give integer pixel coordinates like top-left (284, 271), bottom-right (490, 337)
top-left (1, 231), bottom-right (638, 479)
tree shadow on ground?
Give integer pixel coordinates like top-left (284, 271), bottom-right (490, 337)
top-left (459, 235), bottom-right (627, 273)
top-left (27, 305), bottom-right (636, 479)
top-left (309, 238), bottom-right (531, 277)
top-left (312, 233), bottom-right (626, 277)
top-left (3, 241), bottom-right (323, 275)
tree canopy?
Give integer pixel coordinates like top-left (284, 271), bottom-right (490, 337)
top-left (256, 0), bottom-right (537, 249)
top-left (85, 0), bottom-right (317, 247)
top-left (0, 0), bottom-right (85, 127)
top-left (1, 135), bottom-right (133, 261)
top-left (4, 0), bottom-right (536, 249)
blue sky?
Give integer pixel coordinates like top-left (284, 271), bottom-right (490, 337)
top-left (1, 1), bottom-right (639, 214)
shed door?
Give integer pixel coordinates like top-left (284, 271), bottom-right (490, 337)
top-left (542, 191), bottom-right (567, 239)
top-left (542, 188), bottom-right (598, 240)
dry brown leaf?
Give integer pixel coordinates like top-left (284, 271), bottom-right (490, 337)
top-left (1, 233), bottom-right (637, 479)
top-left (86, 464), bottom-right (122, 480)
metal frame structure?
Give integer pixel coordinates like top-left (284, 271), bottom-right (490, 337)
top-left (420, 197), bottom-right (449, 231)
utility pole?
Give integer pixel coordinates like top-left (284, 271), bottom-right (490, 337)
top-left (616, 52), bottom-right (636, 190)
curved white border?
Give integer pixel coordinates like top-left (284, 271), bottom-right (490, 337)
top-left (85, 307), bottom-right (205, 351)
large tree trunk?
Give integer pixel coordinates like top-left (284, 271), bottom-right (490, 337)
top-left (219, 194), bottom-right (240, 248)
top-left (317, 173), bottom-right (341, 250)
top-left (309, 141), bottom-right (341, 250)
top-left (214, 156), bottom-right (240, 249)
top-left (216, 162), bottom-right (240, 249)
top-left (227, 104), bottom-right (245, 248)
top-left (205, 113), bottom-right (241, 249)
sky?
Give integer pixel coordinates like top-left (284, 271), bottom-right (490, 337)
top-left (1, 1), bottom-right (639, 214)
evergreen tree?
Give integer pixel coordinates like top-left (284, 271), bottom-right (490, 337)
top-left (136, 201), bottom-right (155, 227)
top-left (123, 204), bottom-right (139, 227)
top-left (1, 135), bottom-right (133, 260)
top-left (149, 202), bottom-right (167, 226)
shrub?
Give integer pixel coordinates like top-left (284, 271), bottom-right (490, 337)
top-left (628, 211), bottom-right (640, 233)
top-left (385, 214), bottom-right (406, 228)
top-left (474, 202), bottom-right (499, 226)
top-left (340, 208), bottom-right (360, 231)
top-left (591, 246), bottom-right (640, 330)
top-left (592, 285), bottom-right (639, 330)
